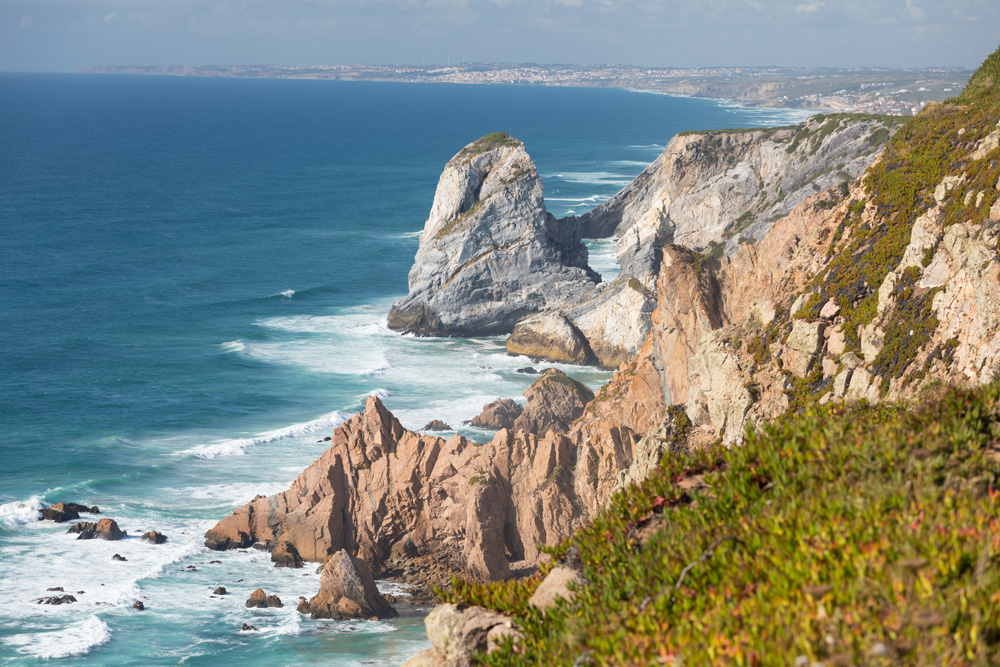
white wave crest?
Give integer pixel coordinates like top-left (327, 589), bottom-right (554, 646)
top-left (218, 340), bottom-right (247, 354)
top-left (4, 616), bottom-right (112, 659)
top-left (184, 411), bottom-right (348, 459)
top-left (279, 289), bottom-right (295, 298)
top-left (0, 497), bottom-right (43, 527)
top-left (544, 171), bottom-right (633, 187)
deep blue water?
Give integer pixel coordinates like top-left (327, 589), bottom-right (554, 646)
top-left (0, 73), bottom-right (810, 665)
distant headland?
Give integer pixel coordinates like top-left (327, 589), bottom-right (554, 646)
top-left (78, 62), bottom-right (971, 116)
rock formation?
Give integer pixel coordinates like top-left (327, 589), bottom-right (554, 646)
top-left (270, 541), bottom-right (303, 568)
top-left (513, 369), bottom-right (594, 436)
top-left (509, 115), bottom-right (903, 367)
top-left (141, 531), bottom-right (167, 544)
top-left (469, 398), bottom-right (522, 430)
top-left (40, 502), bottom-right (98, 523)
top-left (297, 549), bottom-right (397, 620)
top-left (387, 133), bottom-right (599, 336)
top-left (245, 588), bottom-right (283, 609)
top-left (67, 518), bottom-right (125, 540)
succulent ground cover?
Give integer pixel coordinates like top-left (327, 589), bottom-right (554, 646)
top-left (440, 381), bottom-right (1000, 665)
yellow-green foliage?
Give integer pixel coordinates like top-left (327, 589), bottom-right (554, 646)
top-left (443, 381), bottom-right (1000, 666)
top-left (458, 132), bottom-right (522, 160)
top-left (800, 45), bottom-right (1000, 378)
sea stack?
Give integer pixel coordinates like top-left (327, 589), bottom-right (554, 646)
top-left (387, 133), bottom-right (598, 336)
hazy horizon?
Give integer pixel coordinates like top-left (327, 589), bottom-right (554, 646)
top-left (1, 1), bottom-right (997, 74)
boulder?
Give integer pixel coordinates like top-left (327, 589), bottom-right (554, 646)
top-left (513, 369), bottom-right (595, 436)
top-left (245, 588), bottom-right (283, 609)
top-left (387, 133), bottom-right (598, 337)
top-left (141, 531), bottom-right (167, 544)
top-left (112, 554), bottom-right (127, 562)
top-left (132, 601), bottom-right (144, 610)
top-left (506, 312), bottom-right (594, 365)
top-left (34, 595), bottom-right (77, 605)
top-left (40, 503), bottom-right (79, 523)
top-left (401, 603), bottom-right (512, 667)
top-left (213, 587), bottom-right (227, 595)
top-left (240, 623), bottom-right (258, 632)
top-left (67, 518), bottom-right (126, 541)
top-left (422, 420), bottom-right (452, 432)
top-left (469, 398), bottom-right (523, 430)
top-left (528, 566), bottom-right (582, 610)
top-left (299, 549), bottom-right (397, 620)
top-left (270, 541), bottom-right (304, 569)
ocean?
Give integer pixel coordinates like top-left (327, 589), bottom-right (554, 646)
top-left (0, 73), bottom-right (811, 665)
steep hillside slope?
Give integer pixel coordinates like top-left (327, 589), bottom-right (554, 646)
top-left (416, 45), bottom-right (1000, 666)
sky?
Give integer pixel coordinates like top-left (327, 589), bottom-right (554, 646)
top-left (1, 0), bottom-right (998, 72)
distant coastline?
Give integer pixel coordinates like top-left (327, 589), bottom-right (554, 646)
top-left (77, 62), bottom-right (972, 116)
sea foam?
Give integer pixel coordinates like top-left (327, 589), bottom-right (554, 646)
top-left (3, 616), bottom-right (112, 659)
top-left (0, 497), bottom-right (43, 527)
top-left (184, 410), bottom-right (348, 459)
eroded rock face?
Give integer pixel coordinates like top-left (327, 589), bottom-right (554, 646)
top-left (387, 133), bottom-right (598, 336)
top-left (205, 396), bottom-right (585, 583)
top-left (513, 369), bottom-right (595, 436)
top-left (299, 549), bottom-right (397, 620)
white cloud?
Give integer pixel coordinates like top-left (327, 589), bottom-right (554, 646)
top-left (795, 1), bottom-right (825, 14)
top-left (19, 14), bottom-right (33, 29)
top-left (103, 11), bottom-right (118, 22)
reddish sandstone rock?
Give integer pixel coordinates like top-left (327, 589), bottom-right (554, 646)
top-left (270, 541), bottom-right (303, 568)
top-left (68, 518), bottom-right (126, 541)
top-left (298, 549), bottom-right (397, 620)
top-left (469, 398), bottom-right (522, 430)
top-left (245, 588), bottom-right (283, 609)
top-left (512, 368), bottom-right (594, 436)
top-left (204, 396), bottom-right (583, 582)
top-left (141, 531), bottom-right (168, 544)
top-left (41, 503), bottom-right (80, 523)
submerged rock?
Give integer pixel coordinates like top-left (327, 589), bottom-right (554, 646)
top-left (298, 549), bottom-right (397, 620)
top-left (112, 554), bottom-right (127, 562)
top-left (35, 595), bottom-right (77, 605)
top-left (387, 133), bottom-right (598, 337)
top-left (132, 601), bottom-right (144, 610)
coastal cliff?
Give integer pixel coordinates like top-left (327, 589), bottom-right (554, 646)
top-left (206, 46), bottom-right (1000, 665)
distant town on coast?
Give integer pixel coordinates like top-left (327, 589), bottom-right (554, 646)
top-left (81, 61), bottom-right (972, 116)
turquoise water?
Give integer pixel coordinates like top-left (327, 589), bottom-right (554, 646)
top-left (0, 73), bottom-right (810, 665)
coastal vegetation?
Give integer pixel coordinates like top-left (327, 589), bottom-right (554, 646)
top-left (440, 381), bottom-right (1000, 665)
